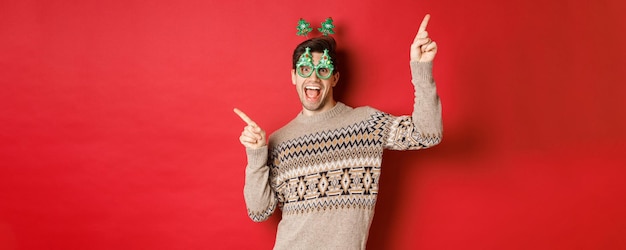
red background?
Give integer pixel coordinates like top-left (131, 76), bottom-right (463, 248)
top-left (1, 0), bottom-right (625, 249)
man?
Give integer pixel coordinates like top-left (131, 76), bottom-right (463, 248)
top-left (235, 14), bottom-right (442, 250)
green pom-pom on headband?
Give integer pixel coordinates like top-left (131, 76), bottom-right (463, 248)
top-left (318, 17), bottom-right (335, 36)
top-left (296, 18), bottom-right (313, 36)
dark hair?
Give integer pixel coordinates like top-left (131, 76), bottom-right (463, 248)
top-left (292, 36), bottom-right (339, 73)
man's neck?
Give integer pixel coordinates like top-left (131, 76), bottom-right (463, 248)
top-left (301, 100), bottom-right (337, 116)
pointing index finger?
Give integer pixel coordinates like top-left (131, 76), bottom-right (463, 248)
top-left (233, 108), bottom-right (256, 126)
top-left (419, 14), bottom-right (431, 32)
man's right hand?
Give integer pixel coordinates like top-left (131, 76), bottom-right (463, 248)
top-left (234, 108), bottom-right (266, 149)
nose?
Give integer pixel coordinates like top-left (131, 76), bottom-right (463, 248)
top-left (307, 69), bottom-right (320, 81)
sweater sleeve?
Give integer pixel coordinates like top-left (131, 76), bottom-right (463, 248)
top-left (243, 146), bottom-right (278, 222)
top-left (410, 61), bottom-right (443, 141)
top-left (380, 61), bottom-right (443, 150)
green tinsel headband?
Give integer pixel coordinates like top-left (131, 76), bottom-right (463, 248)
top-left (296, 17), bottom-right (335, 37)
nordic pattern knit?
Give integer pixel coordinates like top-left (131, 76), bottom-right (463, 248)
top-left (243, 61), bottom-right (442, 250)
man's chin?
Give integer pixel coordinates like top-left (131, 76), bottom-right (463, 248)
top-left (301, 99), bottom-right (324, 111)
top-left (302, 103), bottom-right (321, 112)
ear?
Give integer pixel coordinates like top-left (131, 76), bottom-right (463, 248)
top-left (291, 69), bottom-right (297, 85)
top-left (331, 72), bottom-right (340, 87)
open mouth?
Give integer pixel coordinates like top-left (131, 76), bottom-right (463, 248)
top-left (305, 86), bottom-right (321, 101)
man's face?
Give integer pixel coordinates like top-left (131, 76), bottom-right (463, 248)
top-left (292, 51), bottom-right (340, 116)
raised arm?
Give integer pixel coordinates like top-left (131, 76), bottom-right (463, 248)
top-left (381, 14), bottom-right (442, 150)
top-left (409, 14), bottom-right (442, 145)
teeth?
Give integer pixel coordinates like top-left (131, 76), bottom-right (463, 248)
top-left (305, 86), bottom-right (320, 90)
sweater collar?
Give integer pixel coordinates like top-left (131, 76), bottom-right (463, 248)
top-left (295, 102), bottom-right (349, 124)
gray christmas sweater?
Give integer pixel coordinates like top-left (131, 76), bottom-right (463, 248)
top-left (243, 61), bottom-right (443, 250)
